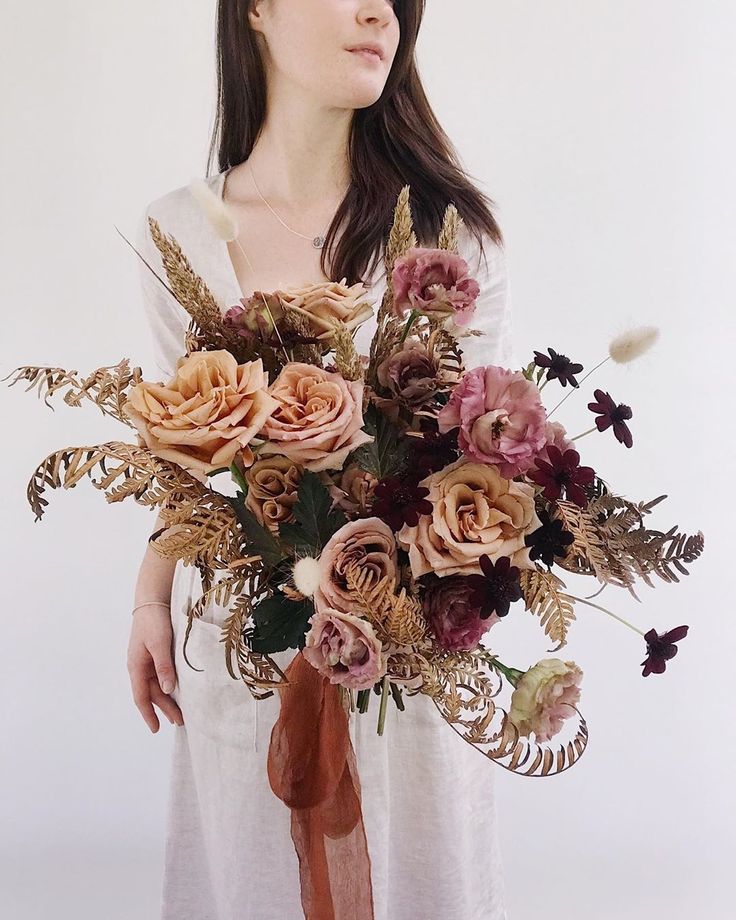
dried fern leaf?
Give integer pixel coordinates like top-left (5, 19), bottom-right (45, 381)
top-left (2, 360), bottom-right (142, 425)
top-left (519, 568), bottom-right (577, 651)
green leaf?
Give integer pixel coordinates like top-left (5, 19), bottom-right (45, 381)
top-left (350, 403), bottom-right (408, 479)
top-left (279, 470), bottom-right (347, 555)
top-left (226, 497), bottom-right (283, 568)
top-left (248, 594), bottom-right (314, 653)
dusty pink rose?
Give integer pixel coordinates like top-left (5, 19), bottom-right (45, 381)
top-left (314, 517), bottom-right (398, 615)
top-left (258, 362), bottom-right (373, 472)
top-left (508, 658), bottom-right (583, 742)
top-left (397, 458), bottom-right (541, 579)
top-left (302, 607), bottom-right (386, 690)
top-left (392, 247), bottom-right (480, 327)
top-left (376, 337), bottom-right (460, 408)
top-left (438, 365), bottom-right (548, 479)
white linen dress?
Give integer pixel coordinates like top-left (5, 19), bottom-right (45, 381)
top-left (136, 168), bottom-right (516, 920)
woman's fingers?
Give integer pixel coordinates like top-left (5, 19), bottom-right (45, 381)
top-left (129, 661), bottom-right (162, 733)
top-left (149, 680), bottom-right (184, 727)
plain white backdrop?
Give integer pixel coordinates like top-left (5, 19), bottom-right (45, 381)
top-left (1, 2), bottom-right (733, 918)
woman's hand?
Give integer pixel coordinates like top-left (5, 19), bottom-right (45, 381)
top-left (127, 606), bottom-right (184, 732)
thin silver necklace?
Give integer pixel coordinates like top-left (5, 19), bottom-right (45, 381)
top-left (248, 160), bottom-right (336, 250)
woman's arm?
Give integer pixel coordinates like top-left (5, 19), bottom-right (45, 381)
top-left (455, 228), bottom-right (517, 370)
top-left (127, 204), bottom-right (190, 732)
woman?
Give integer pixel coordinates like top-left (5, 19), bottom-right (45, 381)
top-left (128, 2), bottom-right (515, 918)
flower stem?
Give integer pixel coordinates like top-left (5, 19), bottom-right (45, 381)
top-left (546, 355), bottom-right (610, 419)
top-left (377, 675), bottom-right (390, 736)
top-left (557, 592), bottom-right (648, 637)
top-left (569, 425), bottom-right (599, 441)
top-left (398, 309), bottom-right (420, 345)
top-left (229, 461), bottom-right (248, 495)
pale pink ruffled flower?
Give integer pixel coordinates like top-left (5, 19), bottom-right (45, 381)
top-left (438, 365), bottom-right (548, 478)
top-left (508, 658), bottom-right (583, 742)
top-left (391, 247), bottom-right (480, 326)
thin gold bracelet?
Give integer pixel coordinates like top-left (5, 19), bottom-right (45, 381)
top-left (131, 601), bottom-right (171, 616)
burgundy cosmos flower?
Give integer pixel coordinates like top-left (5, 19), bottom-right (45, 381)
top-left (533, 347), bottom-right (584, 387)
top-left (371, 475), bottom-right (433, 531)
top-left (524, 507), bottom-right (575, 568)
top-left (528, 445), bottom-right (596, 508)
top-left (465, 554), bottom-right (523, 619)
top-left (408, 419), bottom-right (461, 479)
top-left (641, 625), bottom-right (689, 677)
top-left (588, 388), bottom-right (634, 448)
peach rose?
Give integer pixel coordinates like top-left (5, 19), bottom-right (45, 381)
top-left (122, 350), bottom-right (279, 475)
top-left (314, 517), bottom-right (398, 616)
top-left (302, 607), bottom-right (386, 691)
top-left (508, 658), bottom-right (583, 742)
top-left (244, 456), bottom-right (302, 534)
top-left (397, 457), bottom-right (542, 579)
top-left (258, 362), bottom-right (373, 472)
top-left (277, 279), bottom-right (374, 342)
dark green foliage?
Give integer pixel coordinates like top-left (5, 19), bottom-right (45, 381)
top-left (279, 470), bottom-right (348, 555)
top-left (350, 403), bottom-right (409, 480)
top-left (247, 594), bottom-right (314, 653)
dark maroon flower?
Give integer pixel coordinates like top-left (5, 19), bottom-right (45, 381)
top-left (524, 507), bottom-right (575, 567)
top-left (422, 573), bottom-right (499, 651)
top-left (465, 554), bottom-right (523, 619)
top-left (641, 625), bottom-right (689, 677)
top-left (533, 347), bottom-right (584, 387)
top-left (528, 444), bottom-right (596, 508)
top-left (372, 475), bottom-right (433, 531)
top-left (587, 388), bottom-right (634, 448)
top-left (408, 419), bottom-right (460, 478)
top-left (264, 329), bottom-right (321, 349)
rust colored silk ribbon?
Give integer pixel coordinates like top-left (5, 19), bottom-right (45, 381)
top-left (267, 650), bottom-right (375, 920)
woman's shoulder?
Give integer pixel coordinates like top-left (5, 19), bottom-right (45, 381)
top-left (139, 172), bottom-right (223, 233)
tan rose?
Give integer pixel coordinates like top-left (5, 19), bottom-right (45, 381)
top-left (397, 457), bottom-right (541, 579)
top-left (123, 350), bottom-right (279, 475)
top-left (277, 279), bottom-right (374, 342)
top-left (244, 456), bottom-right (303, 533)
top-left (314, 517), bottom-right (398, 616)
top-left (258, 362), bottom-right (373, 472)
top-left (322, 464), bottom-right (378, 515)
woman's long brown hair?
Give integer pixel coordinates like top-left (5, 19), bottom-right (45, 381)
top-left (207, 0), bottom-right (504, 286)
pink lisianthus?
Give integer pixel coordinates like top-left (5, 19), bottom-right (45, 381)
top-left (302, 607), bottom-right (386, 691)
top-left (391, 247), bottom-right (480, 327)
top-left (438, 365), bottom-right (548, 479)
top-left (507, 658), bottom-right (583, 742)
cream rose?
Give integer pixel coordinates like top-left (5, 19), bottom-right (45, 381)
top-left (244, 456), bottom-right (302, 534)
top-left (397, 457), bottom-right (541, 579)
top-left (258, 362), bottom-right (373, 472)
top-left (508, 658), bottom-right (583, 742)
top-left (314, 518), bottom-right (398, 616)
top-left (122, 350), bottom-right (279, 475)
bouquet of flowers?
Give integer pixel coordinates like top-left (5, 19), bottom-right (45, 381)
top-left (4, 184), bottom-right (704, 918)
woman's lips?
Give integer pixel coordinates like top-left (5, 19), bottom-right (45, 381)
top-left (348, 48), bottom-right (382, 64)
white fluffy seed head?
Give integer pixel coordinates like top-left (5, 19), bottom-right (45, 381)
top-left (608, 325), bottom-right (660, 364)
top-left (292, 556), bottom-right (322, 597)
top-left (188, 177), bottom-right (239, 242)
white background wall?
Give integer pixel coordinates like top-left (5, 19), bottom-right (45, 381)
top-left (1, 2), bottom-right (733, 918)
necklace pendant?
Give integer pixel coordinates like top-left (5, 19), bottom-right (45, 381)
top-left (312, 235), bottom-right (326, 249)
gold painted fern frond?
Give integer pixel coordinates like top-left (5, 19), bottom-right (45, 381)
top-left (2, 359), bottom-right (141, 425)
top-left (519, 568), bottom-right (577, 651)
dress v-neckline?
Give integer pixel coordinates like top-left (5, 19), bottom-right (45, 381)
top-left (207, 166), bottom-right (388, 319)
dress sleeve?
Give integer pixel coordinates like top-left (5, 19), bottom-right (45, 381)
top-left (455, 228), bottom-right (518, 371)
top-left (135, 204), bottom-right (191, 381)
